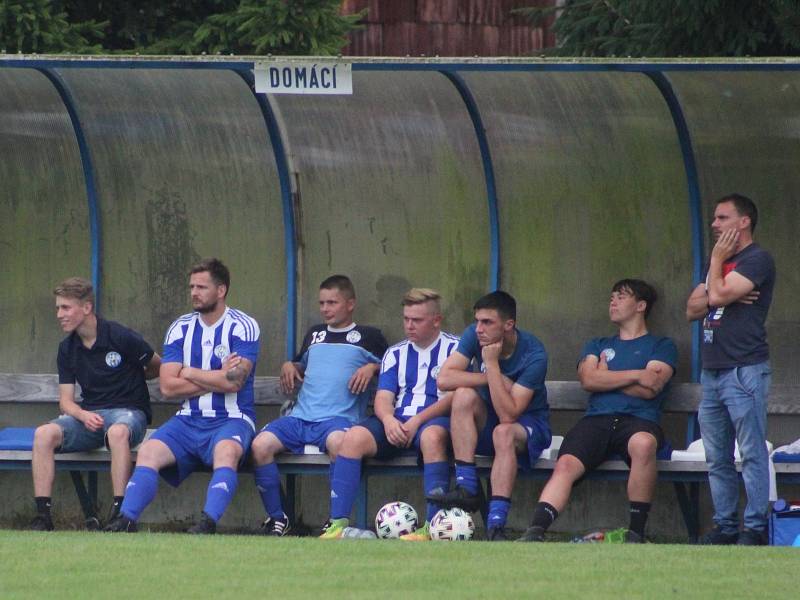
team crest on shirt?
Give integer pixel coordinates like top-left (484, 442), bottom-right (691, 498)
top-left (105, 352), bottom-right (122, 368)
top-left (346, 330), bottom-right (362, 344)
top-left (214, 344), bottom-right (230, 360)
top-left (601, 348), bottom-right (616, 362)
top-left (431, 366), bottom-right (441, 379)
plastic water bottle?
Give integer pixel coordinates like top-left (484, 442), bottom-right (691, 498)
top-left (341, 526), bottom-right (377, 539)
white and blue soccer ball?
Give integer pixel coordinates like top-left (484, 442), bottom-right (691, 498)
top-left (375, 501), bottom-right (418, 539)
top-left (429, 508), bottom-right (475, 541)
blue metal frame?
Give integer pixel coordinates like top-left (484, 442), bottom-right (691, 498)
top-left (441, 71), bottom-right (500, 291)
top-left (38, 68), bottom-right (102, 310)
top-left (645, 72), bottom-right (705, 385)
top-left (236, 70), bottom-right (298, 359)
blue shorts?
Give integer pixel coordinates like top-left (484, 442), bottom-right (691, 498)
top-left (475, 410), bottom-right (552, 469)
top-left (358, 415), bottom-right (450, 460)
top-left (150, 415), bottom-right (255, 486)
top-left (52, 408), bottom-right (147, 453)
top-left (262, 415), bottom-right (352, 454)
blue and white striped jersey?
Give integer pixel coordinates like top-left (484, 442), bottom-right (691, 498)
top-left (162, 307), bottom-right (260, 429)
top-left (378, 332), bottom-right (459, 418)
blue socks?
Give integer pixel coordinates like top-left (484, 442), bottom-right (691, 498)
top-left (455, 461), bottom-right (478, 495)
top-left (487, 496), bottom-right (511, 529)
top-left (424, 461), bottom-right (450, 522)
top-left (330, 456), bottom-right (361, 519)
top-left (120, 466), bottom-right (159, 521)
top-left (254, 462), bottom-right (285, 519)
top-left (203, 467), bottom-right (238, 522)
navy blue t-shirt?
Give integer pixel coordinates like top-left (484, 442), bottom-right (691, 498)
top-left (290, 323), bottom-right (388, 423)
top-left (701, 243), bottom-right (775, 369)
top-left (581, 334), bottom-right (678, 423)
top-left (57, 318), bottom-right (155, 422)
top-left (455, 325), bottom-right (548, 418)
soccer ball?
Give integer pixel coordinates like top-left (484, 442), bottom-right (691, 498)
top-left (429, 508), bottom-right (475, 541)
top-left (374, 501), bottom-right (418, 539)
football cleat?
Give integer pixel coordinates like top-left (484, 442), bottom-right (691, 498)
top-left (319, 518), bottom-right (349, 539)
top-left (30, 514), bottom-right (54, 532)
top-left (260, 514), bottom-right (291, 537)
top-left (103, 515), bottom-right (138, 533)
top-left (487, 526), bottom-right (509, 541)
top-left (517, 525), bottom-right (546, 542)
top-left (85, 516), bottom-right (102, 531)
top-left (187, 512), bottom-right (217, 534)
top-left (400, 521), bottom-right (431, 542)
top-left (426, 486), bottom-right (482, 512)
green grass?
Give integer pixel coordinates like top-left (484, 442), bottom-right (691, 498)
top-left (0, 531), bottom-right (795, 599)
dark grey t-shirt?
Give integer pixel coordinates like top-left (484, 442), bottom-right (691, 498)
top-left (701, 243), bottom-right (775, 369)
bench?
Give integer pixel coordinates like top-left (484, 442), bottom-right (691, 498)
top-left (2, 373), bottom-right (798, 540)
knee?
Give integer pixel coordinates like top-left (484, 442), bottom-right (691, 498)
top-left (339, 427), bottom-right (372, 459)
top-left (33, 424), bottom-right (61, 450)
top-left (419, 426), bottom-right (448, 456)
top-left (251, 433), bottom-right (279, 464)
top-left (106, 424), bottom-right (131, 448)
top-left (326, 431), bottom-right (346, 459)
top-left (628, 433), bottom-right (658, 463)
top-left (492, 424), bottom-right (517, 454)
top-left (452, 388), bottom-right (480, 414)
top-left (135, 440), bottom-right (159, 465)
top-left (552, 455), bottom-right (584, 482)
top-left (214, 440), bottom-right (243, 466)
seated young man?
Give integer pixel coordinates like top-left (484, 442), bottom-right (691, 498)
top-left (519, 279), bottom-right (677, 543)
top-left (251, 275), bottom-right (388, 536)
top-left (427, 291), bottom-right (551, 541)
top-left (320, 288), bottom-right (459, 540)
top-left (106, 258), bottom-right (260, 534)
top-left (31, 277), bottom-right (160, 530)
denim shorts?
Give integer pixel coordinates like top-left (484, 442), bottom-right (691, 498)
top-left (52, 408), bottom-right (147, 453)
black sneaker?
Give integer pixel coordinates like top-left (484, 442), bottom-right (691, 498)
top-left (699, 525), bottom-right (738, 545)
top-left (104, 515), bottom-right (138, 533)
top-left (426, 486), bottom-right (482, 512)
top-left (487, 526), bottom-right (508, 541)
top-left (737, 527), bottom-right (767, 546)
top-left (517, 525), bottom-right (546, 542)
top-left (260, 514), bottom-right (290, 537)
top-left (187, 512), bottom-right (217, 535)
top-left (30, 514), bottom-right (54, 532)
top-left (85, 516), bottom-right (102, 531)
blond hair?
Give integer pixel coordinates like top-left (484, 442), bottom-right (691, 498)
top-left (401, 288), bottom-right (442, 314)
top-left (53, 277), bottom-right (95, 308)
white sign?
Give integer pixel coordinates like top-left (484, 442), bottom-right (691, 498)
top-left (254, 61), bottom-right (352, 95)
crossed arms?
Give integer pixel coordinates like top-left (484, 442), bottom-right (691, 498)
top-left (578, 353), bottom-right (673, 400)
top-left (160, 353), bottom-right (253, 400)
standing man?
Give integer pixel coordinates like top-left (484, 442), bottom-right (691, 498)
top-left (686, 193), bottom-right (775, 546)
top-left (519, 279), bottom-right (677, 543)
top-left (251, 275), bottom-right (387, 536)
top-left (427, 291), bottom-right (550, 541)
top-left (106, 258), bottom-right (260, 534)
top-left (31, 277), bottom-right (160, 531)
top-left (320, 288), bottom-right (458, 540)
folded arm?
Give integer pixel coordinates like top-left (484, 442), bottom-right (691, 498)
top-left (436, 352), bottom-right (487, 391)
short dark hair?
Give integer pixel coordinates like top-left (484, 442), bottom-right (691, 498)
top-left (473, 290), bottom-right (516, 321)
top-left (612, 279), bottom-right (658, 319)
top-left (54, 277), bottom-right (95, 309)
top-left (320, 274), bottom-right (355, 299)
top-left (717, 193), bottom-right (758, 233)
top-left (190, 258), bottom-right (230, 296)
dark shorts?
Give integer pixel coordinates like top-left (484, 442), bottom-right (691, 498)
top-left (151, 415), bottom-right (255, 487)
top-left (558, 414), bottom-right (666, 471)
top-left (262, 415), bottom-right (352, 454)
top-left (475, 410), bottom-right (552, 469)
top-left (357, 414), bottom-right (450, 460)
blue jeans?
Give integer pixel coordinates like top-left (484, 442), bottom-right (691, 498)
top-left (699, 362), bottom-right (771, 532)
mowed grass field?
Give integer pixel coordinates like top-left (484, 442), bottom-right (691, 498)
top-left (0, 530), bottom-right (795, 599)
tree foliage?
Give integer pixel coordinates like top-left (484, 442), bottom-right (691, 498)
top-left (0, 0), bottom-right (104, 53)
top-left (516, 0), bottom-right (800, 57)
top-left (0, 0), bottom-right (363, 55)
